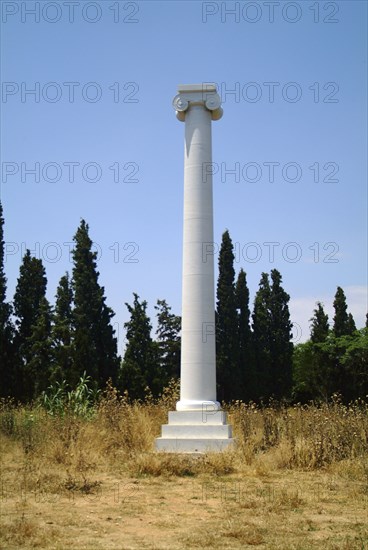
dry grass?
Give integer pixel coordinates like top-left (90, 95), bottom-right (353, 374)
top-left (1, 387), bottom-right (367, 549)
top-left (228, 396), bottom-right (368, 471)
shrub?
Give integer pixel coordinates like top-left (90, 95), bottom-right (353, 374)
top-left (39, 371), bottom-right (100, 419)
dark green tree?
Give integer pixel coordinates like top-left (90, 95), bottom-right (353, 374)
top-left (120, 294), bottom-right (160, 399)
top-left (252, 270), bottom-right (293, 401)
top-left (72, 220), bottom-right (119, 388)
top-left (235, 269), bottom-right (252, 400)
top-left (216, 230), bottom-right (239, 402)
top-left (269, 269), bottom-right (293, 399)
top-left (292, 341), bottom-right (318, 401)
top-left (310, 302), bottom-right (329, 343)
top-left (313, 330), bottom-right (367, 402)
top-left (339, 328), bottom-right (368, 400)
top-left (26, 296), bottom-right (53, 399)
top-left (333, 286), bottom-right (350, 337)
top-left (293, 302), bottom-right (330, 402)
top-left (13, 250), bottom-right (47, 400)
top-left (154, 299), bottom-right (181, 383)
top-left (293, 337), bottom-right (336, 403)
top-left (0, 202), bottom-right (15, 397)
top-left (347, 313), bottom-right (357, 335)
top-left (52, 273), bottom-right (74, 385)
top-left (252, 272), bottom-right (272, 400)
top-left (294, 291), bottom-right (367, 403)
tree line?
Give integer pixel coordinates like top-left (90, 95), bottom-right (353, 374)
top-left (215, 230), bottom-right (367, 403)
top-left (0, 203), bottom-right (366, 403)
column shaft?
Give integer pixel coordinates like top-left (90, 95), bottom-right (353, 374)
top-left (177, 105), bottom-right (219, 411)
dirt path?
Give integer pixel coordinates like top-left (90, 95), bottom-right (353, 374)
top-left (1, 468), bottom-right (367, 549)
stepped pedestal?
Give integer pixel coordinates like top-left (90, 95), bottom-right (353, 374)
top-left (155, 411), bottom-right (234, 453)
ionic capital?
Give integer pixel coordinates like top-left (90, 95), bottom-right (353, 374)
top-left (173, 84), bottom-right (223, 122)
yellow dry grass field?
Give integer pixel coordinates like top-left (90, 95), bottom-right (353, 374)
top-left (1, 386), bottom-right (367, 550)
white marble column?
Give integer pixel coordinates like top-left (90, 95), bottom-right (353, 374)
top-left (174, 84), bottom-right (222, 412)
top-left (155, 84), bottom-right (234, 453)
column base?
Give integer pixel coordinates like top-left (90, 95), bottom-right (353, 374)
top-left (155, 410), bottom-right (236, 454)
top-left (176, 399), bottom-right (221, 411)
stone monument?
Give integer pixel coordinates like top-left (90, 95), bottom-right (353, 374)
top-left (155, 84), bottom-right (234, 453)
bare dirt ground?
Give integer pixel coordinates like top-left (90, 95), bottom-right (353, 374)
top-left (1, 454), bottom-right (367, 549)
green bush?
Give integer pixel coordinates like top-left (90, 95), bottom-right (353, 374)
top-left (39, 372), bottom-right (99, 419)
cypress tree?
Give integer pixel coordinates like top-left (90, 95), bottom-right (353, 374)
top-left (216, 230), bottom-right (239, 402)
top-left (120, 294), bottom-right (159, 399)
top-left (13, 250), bottom-right (47, 400)
top-left (0, 202), bottom-right (15, 397)
top-left (252, 272), bottom-right (272, 400)
top-left (72, 221), bottom-right (99, 383)
top-left (235, 269), bottom-right (252, 400)
top-left (333, 286), bottom-right (350, 337)
top-left (310, 302), bottom-right (329, 343)
top-left (346, 313), bottom-right (357, 335)
top-left (72, 220), bottom-right (119, 388)
top-left (52, 273), bottom-right (74, 385)
top-left (269, 269), bottom-right (293, 400)
top-left (26, 296), bottom-right (53, 398)
top-left (154, 299), bottom-right (181, 383)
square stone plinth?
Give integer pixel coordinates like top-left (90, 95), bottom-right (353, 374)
top-left (155, 410), bottom-right (235, 453)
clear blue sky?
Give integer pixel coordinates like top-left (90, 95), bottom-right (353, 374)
top-left (1, 0), bottom-right (367, 350)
